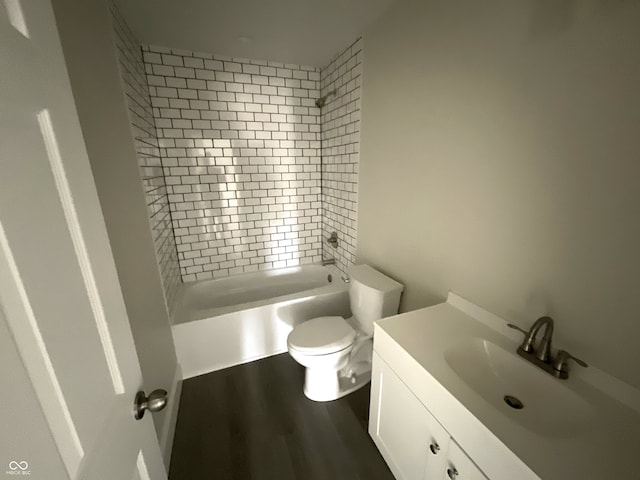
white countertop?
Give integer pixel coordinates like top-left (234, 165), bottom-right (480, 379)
top-left (374, 296), bottom-right (640, 480)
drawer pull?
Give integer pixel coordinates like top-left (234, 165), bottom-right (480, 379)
top-left (447, 467), bottom-right (459, 479)
top-left (429, 442), bottom-right (440, 455)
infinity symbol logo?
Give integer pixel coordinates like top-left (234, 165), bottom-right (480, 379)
top-left (8, 461), bottom-right (28, 471)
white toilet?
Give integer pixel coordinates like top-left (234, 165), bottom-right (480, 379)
top-left (287, 264), bottom-right (403, 401)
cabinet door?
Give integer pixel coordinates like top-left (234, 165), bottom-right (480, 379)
top-left (424, 414), bottom-right (451, 479)
top-left (370, 353), bottom-right (433, 480)
top-left (444, 441), bottom-right (489, 480)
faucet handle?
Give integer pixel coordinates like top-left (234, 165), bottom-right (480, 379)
top-left (507, 323), bottom-right (535, 353)
top-left (553, 350), bottom-right (588, 379)
top-left (506, 323), bottom-right (528, 335)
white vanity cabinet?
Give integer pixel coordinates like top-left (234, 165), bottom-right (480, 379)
top-left (368, 296), bottom-right (640, 480)
top-left (370, 352), bottom-right (488, 480)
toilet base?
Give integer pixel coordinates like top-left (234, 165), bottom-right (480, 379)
top-left (303, 367), bottom-right (371, 402)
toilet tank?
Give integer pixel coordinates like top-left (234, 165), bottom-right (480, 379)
top-left (349, 265), bottom-right (404, 335)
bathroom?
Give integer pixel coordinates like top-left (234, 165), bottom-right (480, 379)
top-left (1, 0), bottom-right (640, 479)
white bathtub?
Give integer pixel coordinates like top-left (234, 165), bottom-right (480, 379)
top-left (172, 265), bottom-right (350, 379)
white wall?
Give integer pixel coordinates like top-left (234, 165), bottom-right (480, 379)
top-left (112, 0), bottom-right (394, 67)
top-left (358, 0), bottom-right (640, 388)
top-left (320, 38), bottom-right (363, 275)
top-left (109, 2), bottom-right (182, 316)
top-left (52, 0), bottom-right (178, 437)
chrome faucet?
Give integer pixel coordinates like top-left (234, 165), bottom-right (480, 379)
top-left (507, 316), bottom-right (587, 379)
top-left (522, 315), bottom-right (554, 362)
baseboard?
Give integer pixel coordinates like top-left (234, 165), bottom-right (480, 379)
top-left (160, 363), bottom-right (183, 471)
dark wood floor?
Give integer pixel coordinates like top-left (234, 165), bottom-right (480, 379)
top-left (169, 353), bottom-right (394, 480)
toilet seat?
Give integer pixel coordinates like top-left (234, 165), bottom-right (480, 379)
top-left (288, 316), bottom-right (356, 355)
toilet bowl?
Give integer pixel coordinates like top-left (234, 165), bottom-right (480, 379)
top-left (287, 315), bottom-right (363, 401)
top-left (287, 265), bottom-right (403, 401)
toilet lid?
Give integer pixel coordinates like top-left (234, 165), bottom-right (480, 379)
top-left (288, 316), bottom-right (356, 355)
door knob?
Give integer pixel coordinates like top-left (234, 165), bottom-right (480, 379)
top-left (134, 389), bottom-right (168, 420)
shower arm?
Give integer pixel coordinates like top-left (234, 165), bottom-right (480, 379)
top-left (315, 90), bottom-right (337, 108)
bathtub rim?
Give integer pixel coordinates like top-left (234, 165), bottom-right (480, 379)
top-left (172, 264), bottom-right (345, 325)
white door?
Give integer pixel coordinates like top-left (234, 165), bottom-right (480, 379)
top-left (0, 1), bottom-right (167, 479)
top-left (369, 352), bottom-right (432, 480)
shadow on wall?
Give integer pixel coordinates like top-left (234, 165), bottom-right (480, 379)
top-left (357, 0), bottom-right (640, 388)
top-left (528, 0), bottom-right (577, 37)
top-left (528, 0), bottom-right (638, 39)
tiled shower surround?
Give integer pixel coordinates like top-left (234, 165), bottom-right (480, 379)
top-left (108, 6), bottom-right (362, 283)
top-left (143, 47), bottom-right (325, 281)
top-left (319, 39), bottom-right (362, 273)
top-left (109, 3), bottom-right (181, 313)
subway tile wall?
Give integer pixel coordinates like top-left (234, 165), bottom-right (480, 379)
top-left (109, 3), bottom-right (181, 313)
top-left (319, 39), bottom-right (362, 275)
top-left (142, 46), bottom-right (324, 281)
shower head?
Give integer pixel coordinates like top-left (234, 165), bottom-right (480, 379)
top-left (315, 90), bottom-right (337, 108)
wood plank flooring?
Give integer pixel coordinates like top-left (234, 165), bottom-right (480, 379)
top-left (169, 353), bottom-right (394, 480)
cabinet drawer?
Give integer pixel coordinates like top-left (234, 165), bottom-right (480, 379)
top-left (446, 441), bottom-right (488, 480)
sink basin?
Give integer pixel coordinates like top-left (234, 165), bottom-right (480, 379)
top-left (445, 338), bottom-right (594, 437)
